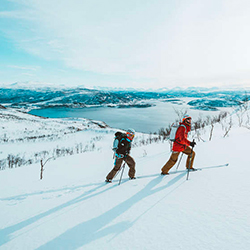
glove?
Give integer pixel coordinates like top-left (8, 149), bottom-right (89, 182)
top-left (190, 141), bottom-right (196, 147)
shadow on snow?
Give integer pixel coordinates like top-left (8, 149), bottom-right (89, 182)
top-left (37, 173), bottom-right (186, 249)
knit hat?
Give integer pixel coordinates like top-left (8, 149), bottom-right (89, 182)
top-left (126, 128), bottom-right (135, 139)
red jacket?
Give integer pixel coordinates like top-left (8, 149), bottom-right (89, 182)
top-left (172, 122), bottom-right (191, 152)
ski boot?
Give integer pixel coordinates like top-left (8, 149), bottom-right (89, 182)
top-left (189, 168), bottom-right (197, 171)
top-left (161, 172), bottom-right (169, 175)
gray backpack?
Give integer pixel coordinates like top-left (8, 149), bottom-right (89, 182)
top-left (169, 124), bottom-right (186, 142)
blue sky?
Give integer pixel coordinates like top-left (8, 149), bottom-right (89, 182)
top-left (1, 0), bottom-right (250, 89)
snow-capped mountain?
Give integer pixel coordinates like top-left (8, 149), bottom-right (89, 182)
top-left (0, 81), bottom-right (68, 90)
top-left (0, 82), bottom-right (248, 111)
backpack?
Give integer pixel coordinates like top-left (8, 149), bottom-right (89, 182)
top-left (169, 124), bottom-right (186, 142)
top-left (114, 131), bottom-right (126, 141)
top-left (113, 131), bottom-right (130, 155)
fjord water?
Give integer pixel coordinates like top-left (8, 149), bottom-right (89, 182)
top-left (29, 101), bottom-right (228, 133)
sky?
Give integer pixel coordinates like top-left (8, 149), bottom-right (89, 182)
top-left (0, 0), bottom-right (250, 89)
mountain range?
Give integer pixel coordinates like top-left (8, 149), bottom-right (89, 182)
top-left (0, 82), bottom-right (248, 111)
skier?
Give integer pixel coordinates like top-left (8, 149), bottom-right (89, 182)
top-left (161, 115), bottom-right (196, 175)
top-left (106, 128), bottom-right (136, 183)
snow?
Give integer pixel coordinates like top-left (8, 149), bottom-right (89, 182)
top-left (2, 81), bottom-right (250, 92)
top-left (0, 81), bottom-right (68, 90)
top-left (0, 108), bottom-right (250, 250)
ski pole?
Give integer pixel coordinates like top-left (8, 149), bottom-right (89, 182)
top-left (118, 162), bottom-right (126, 185)
top-left (176, 153), bottom-right (183, 170)
top-left (186, 139), bottom-right (195, 181)
top-left (113, 155), bottom-right (124, 180)
top-left (113, 165), bottom-right (122, 180)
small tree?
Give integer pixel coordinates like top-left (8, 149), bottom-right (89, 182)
top-left (173, 107), bottom-right (188, 121)
top-left (223, 117), bottom-right (233, 138)
top-left (209, 123), bottom-right (214, 141)
top-left (40, 157), bottom-right (54, 180)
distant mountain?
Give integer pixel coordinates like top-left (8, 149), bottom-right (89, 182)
top-left (2, 81), bottom-right (67, 90)
top-left (0, 82), bottom-right (248, 111)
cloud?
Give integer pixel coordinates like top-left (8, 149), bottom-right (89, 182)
top-left (1, 0), bottom-right (250, 87)
top-left (21, 72), bottom-right (35, 76)
top-left (8, 65), bottom-right (40, 71)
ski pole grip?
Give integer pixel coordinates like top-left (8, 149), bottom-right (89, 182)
top-left (191, 139), bottom-right (195, 149)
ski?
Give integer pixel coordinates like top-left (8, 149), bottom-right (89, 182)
top-left (141, 163), bottom-right (229, 179)
top-left (106, 177), bottom-right (136, 185)
top-left (196, 163), bottom-right (229, 171)
top-left (105, 163), bottom-right (229, 183)
top-left (163, 163), bottom-right (229, 176)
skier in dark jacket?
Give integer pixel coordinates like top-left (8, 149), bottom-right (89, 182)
top-left (161, 115), bottom-right (196, 175)
top-left (106, 128), bottom-right (136, 183)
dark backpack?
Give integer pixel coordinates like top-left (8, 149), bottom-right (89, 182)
top-left (114, 131), bottom-right (126, 141)
top-left (114, 131), bottom-right (131, 155)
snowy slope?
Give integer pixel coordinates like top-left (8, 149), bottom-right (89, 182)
top-left (0, 107), bottom-right (159, 172)
top-left (0, 110), bottom-right (250, 249)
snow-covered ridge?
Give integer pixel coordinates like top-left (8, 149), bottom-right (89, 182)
top-left (0, 81), bottom-right (68, 90)
top-left (0, 107), bottom-right (109, 142)
top-left (1, 81), bottom-right (250, 91)
top-left (0, 107), bottom-right (112, 169)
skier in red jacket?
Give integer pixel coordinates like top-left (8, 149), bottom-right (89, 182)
top-left (161, 115), bottom-right (196, 175)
